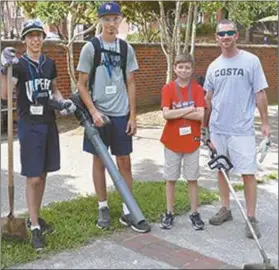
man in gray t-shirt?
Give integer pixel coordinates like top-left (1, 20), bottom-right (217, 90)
top-left (203, 19), bottom-right (271, 239)
top-left (76, 2), bottom-right (150, 233)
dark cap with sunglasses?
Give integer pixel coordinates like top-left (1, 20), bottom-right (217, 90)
top-left (21, 19), bottom-right (46, 40)
top-left (217, 30), bottom-right (237, 37)
top-left (98, 2), bottom-right (122, 18)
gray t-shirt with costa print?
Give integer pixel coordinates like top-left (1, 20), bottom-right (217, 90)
top-left (204, 50), bottom-right (268, 136)
top-left (77, 36), bottom-right (139, 116)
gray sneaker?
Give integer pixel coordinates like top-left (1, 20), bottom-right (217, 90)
top-left (245, 217), bottom-right (261, 239)
top-left (96, 207), bottom-right (110, 229)
top-left (209, 206), bottom-right (233, 225)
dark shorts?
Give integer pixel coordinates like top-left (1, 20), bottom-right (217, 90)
top-left (18, 120), bottom-right (60, 177)
top-left (83, 115), bottom-right (132, 156)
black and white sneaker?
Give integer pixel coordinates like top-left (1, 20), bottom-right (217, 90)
top-left (27, 217), bottom-right (55, 235)
top-left (189, 211), bottom-right (205, 230)
top-left (160, 212), bottom-right (175, 230)
top-left (31, 228), bottom-right (44, 251)
top-left (119, 213), bottom-right (151, 233)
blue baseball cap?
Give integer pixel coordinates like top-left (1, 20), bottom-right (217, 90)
top-left (98, 2), bottom-right (122, 18)
top-left (21, 19), bottom-right (46, 40)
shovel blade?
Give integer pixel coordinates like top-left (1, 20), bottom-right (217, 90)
top-left (1, 215), bottom-right (28, 242)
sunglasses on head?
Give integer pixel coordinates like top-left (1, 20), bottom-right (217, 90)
top-left (217, 30), bottom-right (236, 37)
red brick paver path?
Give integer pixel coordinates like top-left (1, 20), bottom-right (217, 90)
top-left (112, 232), bottom-right (239, 269)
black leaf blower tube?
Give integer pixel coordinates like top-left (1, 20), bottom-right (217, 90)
top-left (71, 91), bottom-right (146, 225)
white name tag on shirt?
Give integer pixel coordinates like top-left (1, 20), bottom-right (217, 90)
top-left (179, 126), bottom-right (191, 136)
top-left (105, 85), bottom-right (117, 95)
top-left (30, 105), bottom-right (43, 115)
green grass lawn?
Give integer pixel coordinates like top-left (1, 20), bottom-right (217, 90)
top-left (1, 181), bottom-right (218, 269)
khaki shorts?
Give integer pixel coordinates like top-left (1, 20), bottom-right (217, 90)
top-left (210, 133), bottom-right (257, 175)
top-left (164, 147), bottom-right (200, 181)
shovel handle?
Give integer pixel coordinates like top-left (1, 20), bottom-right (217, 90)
top-left (7, 65), bottom-right (14, 214)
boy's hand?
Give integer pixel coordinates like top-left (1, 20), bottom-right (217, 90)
top-left (60, 99), bottom-right (76, 115)
top-left (1, 47), bottom-right (18, 67)
top-left (126, 118), bottom-right (137, 136)
top-left (201, 127), bottom-right (210, 144)
top-left (91, 110), bottom-right (105, 127)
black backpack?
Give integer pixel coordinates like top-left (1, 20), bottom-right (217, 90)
top-left (88, 36), bottom-right (128, 90)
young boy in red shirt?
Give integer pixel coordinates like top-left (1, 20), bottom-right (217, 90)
top-left (160, 54), bottom-right (205, 230)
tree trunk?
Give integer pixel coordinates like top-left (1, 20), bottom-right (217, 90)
top-left (166, 53), bottom-right (173, 83)
top-left (190, 3), bottom-right (198, 58)
top-left (14, 3), bottom-right (20, 39)
top-left (173, 1), bottom-right (182, 55)
top-left (183, 2), bottom-right (193, 54)
top-left (95, 22), bottom-right (101, 36)
top-left (66, 11), bottom-right (77, 91)
top-left (0, 2), bottom-right (8, 39)
top-left (5, 1), bottom-right (11, 39)
top-left (142, 16), bottom-right (148, 42)
top-left (158, 1), bottom-right (184, 82)
top-left (244, 25), bottom-right (252, 43)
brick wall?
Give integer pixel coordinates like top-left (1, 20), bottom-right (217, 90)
top-left (1, 40), bottom-right (278, 106)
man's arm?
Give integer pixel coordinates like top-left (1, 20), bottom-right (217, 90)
top-left (203, 90), bottom-right (213, 127)
top-left (126, 72), bottom-right (136, 121)
top-left (256, 89), bottom-right (271, 137)
top-left (183, 107), bottom-right (204, 121)
top-left (163, 106), bottom-right (195, 120)
top-left (77, 72), bottom-right (96, 114)
top-left (125, 72), bottom-right (137, 135)
top-left (51, 78), bottom-right (64, 101)
top-left (77, 72), bottom-right (104, 126)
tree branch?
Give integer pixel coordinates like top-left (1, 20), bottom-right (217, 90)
top-left (67, 22), bottom-right (97, 48)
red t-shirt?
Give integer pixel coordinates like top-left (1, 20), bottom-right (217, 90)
top-left (160, 80), bottom-right (206, 153)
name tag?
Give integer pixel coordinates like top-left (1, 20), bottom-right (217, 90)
top-left (30, 105), bottom-right (43, 115)
top-left (179, 126), bottom-right (191, 136)
top-left (105, 85), bottom-right (117, 95)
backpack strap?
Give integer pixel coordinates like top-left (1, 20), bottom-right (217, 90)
top-left (88, 37), bottom-right (101, 91)
top-left (88, 37), bottom-right (128, 90)
top-left (119, 38), bottom-right (128, 87)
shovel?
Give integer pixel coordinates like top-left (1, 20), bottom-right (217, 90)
top-left (1, 65), bottom-right (28, 241)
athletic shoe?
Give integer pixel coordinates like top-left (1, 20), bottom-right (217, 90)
top-left (96, 207), bottom-right (111, 229)
top-left (31, 228), bottom-right (44, 251)
top-left (189, 211), bottom-right (205, 230)
top-left (160, 212), bottom-right (175, 230)
top-left (27, 217), bottom-right (55, 235)
top-left (119, 213), bottom-right (151, 233)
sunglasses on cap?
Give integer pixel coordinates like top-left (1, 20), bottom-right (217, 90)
top-left (23, 19), bottom-right (44, 29)
top-left (217, 30), bottom-right (236, 37)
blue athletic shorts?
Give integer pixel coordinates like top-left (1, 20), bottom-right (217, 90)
top-left (17, 120), bottom-right (60, 177)
top-left (83, 115), bottom-right (132, 156)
